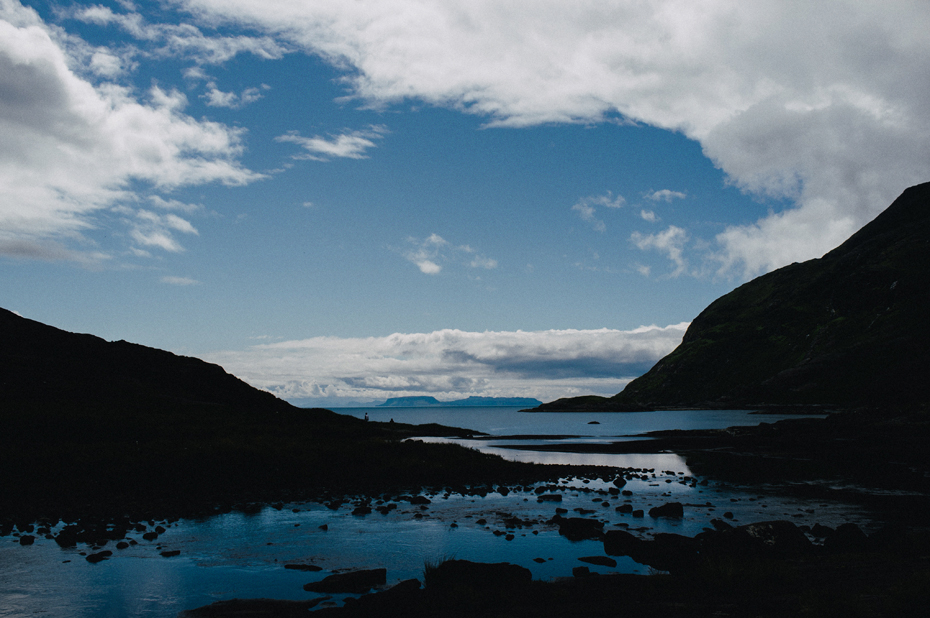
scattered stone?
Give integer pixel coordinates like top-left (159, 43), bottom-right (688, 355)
top-left (18, 535), bottom-right (35, 546)
top-left (552, 517), bottom-right (605, 542)
top-left (578, 556), bottom-right (617, 567)
top-left (648, 502), bottom-right (684, 519)
top-left (284, 563), bottom-right (323, 572)
top-left (426, 560), bottom-right (531, 592)
top-left (572, 566), bottom-right (592, 577)
top-left (303, 568), bottom-right (387, 594)
top-left (86, 551), bottom-right (113, 564)
top-left (160, 550), bottom-right (181, 557)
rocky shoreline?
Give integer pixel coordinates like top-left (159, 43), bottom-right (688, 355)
top-left (179, 517), bottom-right (930, 617)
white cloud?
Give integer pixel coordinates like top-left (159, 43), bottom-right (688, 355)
top-left (0, 1), bottom-right (262, 261)
top-left (127, 209), bottom-right (199, 253)
top-left (161, 275), bottom-right (200, 285)
top-left (571, 191), bottom-right (624, 232)
top-left (70, 3), bottom-right (289, 65)
top-left (645, 190), bottom-right (687, 202)
top-left (202, 83), bottom-right (264, 108)
top-left (631, 225), bottom-right (689, 278)
top-left (639, 209), bottom-right (658, 222)
top-left (181, 0), bottom-right (930, 277)
top-left (203, 323), bottom-right (689, 404)
top-left (275, 125), bottom-right (388, 161)
top-left (401, 233), bottom-right (497, 275)
top-left (469, 255), bottom-right (497, 270)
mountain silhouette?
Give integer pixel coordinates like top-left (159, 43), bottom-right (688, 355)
top-left (537, 182), bottom-right (930, 411)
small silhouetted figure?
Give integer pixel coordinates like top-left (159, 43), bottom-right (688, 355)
top-left (390, 418), bottom-right (394, 423)
top-left (364, 413), bottom-right (369, 421)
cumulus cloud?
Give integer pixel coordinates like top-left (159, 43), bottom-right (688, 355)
top-left (0, 1), bottom-right (261, 261)
top-left (203, 323), bottom-right (689, 404)
top-left (180, 0), bottom-right (930, 277)
top-left (640, 209), bottom-right (658, 222)
top-left (631, 225), bottom-right (689, 278)
top-left (275, 125), bottom-right (388, 161)
top-left (401, 233), bottom-right (497, 275)
top-left (645, 190), bottom-right (687, 203)
top-left (202, 83), bottom-right (264, 108)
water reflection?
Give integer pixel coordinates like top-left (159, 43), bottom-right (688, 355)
top-left (0, 408), bottom-right (858, 618)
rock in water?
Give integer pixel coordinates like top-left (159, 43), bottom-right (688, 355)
top-left (302, 568), bottom-right (387, 594)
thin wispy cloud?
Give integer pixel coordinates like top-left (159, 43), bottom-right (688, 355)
top-left (125, 210), bottom-right (199, 253)
top-left (204, 323), bottom-right (689, 404)
top-left (401, 234), bottom-right (498, 275)
top-left (69, 4), bottom-right (290, 65)
top-left (572, 192), bottom-right (625, 232)
top-left (276, 125), bottom-right (388, 161)
top-left (161, 275), bottom-right (200, 286)
top-left (645, 190), bottom-right (686, 203)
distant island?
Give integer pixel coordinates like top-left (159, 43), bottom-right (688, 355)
top-left (377, 396), bottom-right (543, 407)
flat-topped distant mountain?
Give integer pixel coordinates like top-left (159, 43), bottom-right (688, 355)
top-left (535, 182), bottom-right (930, 412)
top-left (378, 396), bottom-right (543, 407)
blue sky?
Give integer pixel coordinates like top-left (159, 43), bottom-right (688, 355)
top-left (2, 1), bottom-right (928, 405)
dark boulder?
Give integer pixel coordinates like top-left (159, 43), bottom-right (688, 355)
top-left (648, 502), bottom-right (684, 518)
top-left (86, 550), bottom-right (112, 563)
top-left (552, 516), bottom-right (605, 541)
top-left (578, 556), bottom-right (617, 568)
top-left (604, 530), bottom-right (698, 573)
top-left (425, 560), bottom-right (531, 592)
top-left (701, 520), bottom-right (811, 557)
top-left (303, 568), bottom-right (387, 594)
top-left (349, 578), bottom-right (422, 613)
top-left (284, 563), bottom-right (323, 572)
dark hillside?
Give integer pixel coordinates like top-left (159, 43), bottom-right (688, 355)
top-left (536, 182), bottom-right (930, 411)
top-left (0, 309), bottom-right (545, 517)
top-left (0, 307), bottom-right (293, 414)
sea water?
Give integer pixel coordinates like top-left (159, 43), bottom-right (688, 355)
top-left (2, 408), bottom-right (872, 618)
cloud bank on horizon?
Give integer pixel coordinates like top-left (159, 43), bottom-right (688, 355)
top-left (2, 0), bottom-right (929, 402)
top-left (204, 323), bottom-right (688, 405)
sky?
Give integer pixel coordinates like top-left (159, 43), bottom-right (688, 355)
top-left (2, 0), bottom-right (928, 406)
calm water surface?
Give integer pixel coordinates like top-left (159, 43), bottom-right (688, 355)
top-left (3, 408), bottom-right (870, 618)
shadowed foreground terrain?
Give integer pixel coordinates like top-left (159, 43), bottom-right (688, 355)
top-left (0, 308), bottom-right (583, 521)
